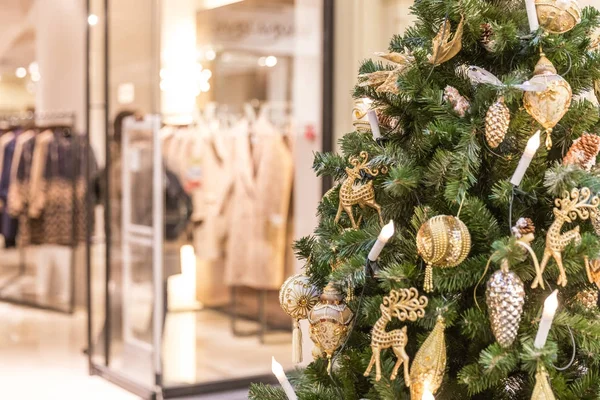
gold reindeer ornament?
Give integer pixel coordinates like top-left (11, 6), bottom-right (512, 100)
top-left (335, 152), bottom-right (385, 229)
top-left (364, 288), bottom-right (428, 384)
top-left (531, 187), bottom-right (600, 289)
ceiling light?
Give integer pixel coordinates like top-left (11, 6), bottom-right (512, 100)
top-left (15, 67), bottom-right (27, 78)
top-left (202, 0), bottom-right (244, 10)
top-left (31, 73), bottom-right (41, 82)
top-left (205, 49), bottom-right (216, 61)
top-left (265, 56), bottom-right (278, 67)
top-left (28, 62), bottom-right (39, 74)
top-left (88, 14), bottom-right (99, 26)
top-left (258, 57), bottom-right (267, 67)
top-left (200, 82), bottom-right (211, 93)
top-left (201, 69), bottom-right (212, 80)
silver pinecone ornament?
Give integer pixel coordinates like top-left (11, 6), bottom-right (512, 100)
top-left (485, 96), bottom-right (510, 148)
top-left (486, 265), bottom-right (525, 348)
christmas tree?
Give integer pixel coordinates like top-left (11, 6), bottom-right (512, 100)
top-left (250, 0), bottom-right (600, 399)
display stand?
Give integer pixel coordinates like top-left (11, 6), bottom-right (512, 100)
top-left (0, 111), bottom-right (79, 314)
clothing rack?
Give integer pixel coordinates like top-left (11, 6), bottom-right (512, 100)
top-left (160, 112), bottom-right (282, 342)
top-left (0, 111), bottom-right (79, 314)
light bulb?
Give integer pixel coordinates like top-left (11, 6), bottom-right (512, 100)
top-left (524, 130), bottom-right (541, 157)
top-left (543, 290), bottom-right (559, 317)
top-left (380, 221), bottom-right (395, 242)
top-left (271, 357), bottom-right (284, 376)
top-left (422, 388), bottom-right (435, 400)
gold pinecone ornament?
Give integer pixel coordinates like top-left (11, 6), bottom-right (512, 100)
top-left (486, 263), bottom-right (525, 348)
top-left (409, 316), bottom-right (447, 400)
top-left (563, 134), bottom-right (600, 171)
top-left (485, 96), bottom-right (510, 148)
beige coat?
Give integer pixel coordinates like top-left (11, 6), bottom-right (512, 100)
top-left (224, 118), bottom-right (294, 290)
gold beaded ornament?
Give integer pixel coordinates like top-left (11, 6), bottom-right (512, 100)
top-left (416, 215), bottom-right (471, 292)
top-left (364, 288), bottom-right (428, 383)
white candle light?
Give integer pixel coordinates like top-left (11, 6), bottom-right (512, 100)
top-left (525, 0), bottom-right (540, 31)
top-left (422, 388), bottom-right (435, 400)
top-left (272, 357), bottom-right (298, 400)
top-left (510, 130), bottom-right (541, 187)
top-left (534, 290), bottom-right (559, 349)
top-left (367, 110), bottom-right (382, 140)
top-left (368, 220), bottom-right (395, 261)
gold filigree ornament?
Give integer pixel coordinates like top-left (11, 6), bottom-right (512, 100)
top-left (364, 288), bottom-right (428, 383)
top-left (523, 52), bottom-right (573, 149)
top-left (308, 282), bottom-right (354, 371)
top-left (531, 364), bottom-right (556, 400)
top-left (334, 152), bottom-right (386, 229)
top-left (535, 0), bottom-right (581, 34)
top-left (428, 15), bottom-right (465, 66)
top-left (409, 315), bottom-right (447, 400)
top-left (531, 187), bottom-right (600, 289)
top-left (352, 98), bottom-right (372, 133)
top-left (279, 274), bottom-right (322, 363)
top-left (416, 215), bottom-right (471, 292)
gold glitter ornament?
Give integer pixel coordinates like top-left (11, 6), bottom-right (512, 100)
top-left (575, 288), bottom-right (598, 310)
top-left (334, 152), bottom-right (385, 229)
top-left (428, 16), bottom-right (465, 66)
top-left (523, 53), bottom-right (573, 149)
top-left (409, 316), bottom-right (447, 400)
top-left (486, 262), bottom-right (526, 348)
top-left (531, 365), bottom-right (556, 400)
top-left (416, 215), bottom-right (471, 292)
top-left (279, 274), bottom-right (321, 363)
top-left (485, 96), bottom-right (510, 148)
top-left (308, 282), bottom-right (354, 370)
top-left (532, 187), bottom-right (600, 288)
top-left (586, 258), bottom-right (600, 289)
top-left (535, 0), bottom-right (581, 34)
top-left (364, 288), bottom-right (428, 383)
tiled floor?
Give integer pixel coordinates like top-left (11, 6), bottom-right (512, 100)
top-left (0, 302), bottom-right (288, 399)
top-left (0, 303), bottom-right (138, 400)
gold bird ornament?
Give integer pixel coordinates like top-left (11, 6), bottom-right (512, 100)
top-left (531, 187), bottom-right (600, 289)
top-left (428, 16), bottom-right (465, 66)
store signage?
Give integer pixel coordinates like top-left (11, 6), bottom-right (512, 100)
top-left (197, 5), bottom-right (294, 54)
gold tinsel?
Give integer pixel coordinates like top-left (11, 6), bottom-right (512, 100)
top-left (409, 316), bottom-right (447, 400)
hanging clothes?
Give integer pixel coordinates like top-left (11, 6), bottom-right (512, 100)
top-left (224, 118), bottom-right (294, 290)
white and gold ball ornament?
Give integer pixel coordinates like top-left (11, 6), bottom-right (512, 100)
top-left (523, 53), bottom-right (572, 149)
top-left (535, 0), bottom-right (581, 34)
top-left (416, 215), bottom-right (471, 292)
top-left (279, 274), bottom-right (321, 363)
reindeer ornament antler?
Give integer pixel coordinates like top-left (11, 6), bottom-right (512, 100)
top-left (364, 288), bottom-right (428, 384)
top-left (335, 151), bottom-right (386, 229)
top-left (532, 187), bottom-right (600, 289)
